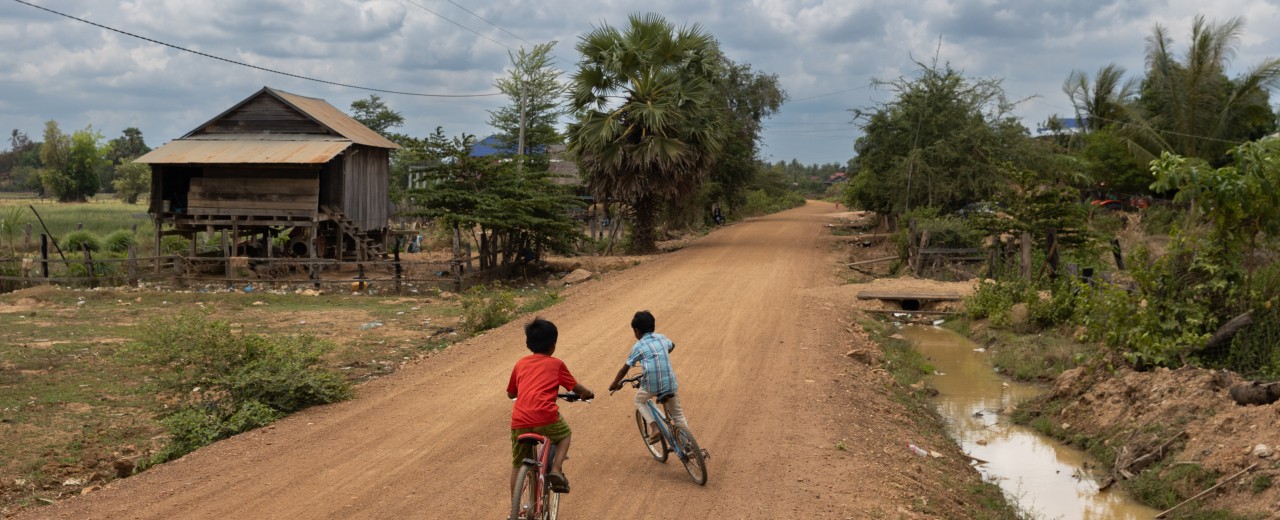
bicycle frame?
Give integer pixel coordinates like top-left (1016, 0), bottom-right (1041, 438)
top-left (515, 433), bottom-right (557, 517)
top-left (643, 398), bottom-right (688, 461)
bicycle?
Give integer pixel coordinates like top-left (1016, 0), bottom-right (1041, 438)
top-left (613, 375), bottom-right (708, 485)
top-left (510, 392), bottom-right (586, 520)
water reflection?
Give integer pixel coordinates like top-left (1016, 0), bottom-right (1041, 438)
top-left (901, 325), bottom-right (1159, 520)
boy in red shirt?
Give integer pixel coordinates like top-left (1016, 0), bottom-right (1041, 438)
top-left (507, 317), bottom-right (594, 494)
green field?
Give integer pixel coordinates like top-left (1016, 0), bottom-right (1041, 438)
top-left (0, 195), bottom-right (155, 255)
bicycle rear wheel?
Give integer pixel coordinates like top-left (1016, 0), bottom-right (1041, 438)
top-left (511, 465), bottom-right (536, 519)
top-left (634, 410), bottom-right (668, 462)
top-left (542, 484), bottom-right (559, 520)
top-left (675, 428), bottom-right (708, 485)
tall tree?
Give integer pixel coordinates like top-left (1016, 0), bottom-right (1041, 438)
top-left (703, 54), bottom-right (786, 216)
top-left (108, 127), bottom-right (150, 164)
top-left (1063, 64), bottom-right (1138, 132)
top-left (488, 41), bottom-right (567, 170)
top-left (566, 13), bottom-right (726, 253)
top-left (403, 128), bottom-right (581, 266)
top-left (39, 122), bottom-right (105, 202)
top-left (1138, 15), bottom-right (1280, 162)
top-left (349, 95), bottom-right (405, 137)
top-left (845, 58), bottom-right (1024, 215)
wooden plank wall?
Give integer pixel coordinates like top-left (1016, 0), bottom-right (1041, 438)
top-left (187, 170), bottom-right (319, 218)
top-left (342, 147), bottom-right (390, 230)
top-left (197, 95), bottom-right (329, 135)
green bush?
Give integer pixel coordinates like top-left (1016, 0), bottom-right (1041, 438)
top-left (965, 280), bottom-right (1028, 327)
top-left (1140, 204), bottom-right (1181, 236)
top-left (739, 189), bottom-right (804, 217)
top-left (103, 229), bottom-right (137, 253)
top-left (60, 229), bottom-right (102, 253)
top-left (160, 235), bottom-right (190, 255)
top-left (461, 285), bottom-right (518, 333)
top-left (891, 208), bottom-right (984, 258)
top-left (133, 312), bottom-right (350, 464)
top-left (1028, 280), bottom-right (1080, 328)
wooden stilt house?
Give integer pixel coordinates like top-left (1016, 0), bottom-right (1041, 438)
top-left (135, 87), bottom-right (399, 262)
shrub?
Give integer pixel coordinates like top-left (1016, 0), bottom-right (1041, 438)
top-left (103, 230), bottom-right (138, 253)
top-left (133, 312), bottom-right (350, 464)
top-left (59, 229), bottom-right (102, 253)
top-left (965, 280), bottom-right (1028, 327)
top-left (160, 235), bottom-right (190, 255)
top-left (1140, 204), bottom-right (1181, 236)
top-left (461, 285), bottom-right (518, 333)
top-left (1028, 280), bottom-right (1080, 329)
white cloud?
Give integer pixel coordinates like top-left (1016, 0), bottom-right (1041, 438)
top-left (0, 0), bottom-right (1277, 163)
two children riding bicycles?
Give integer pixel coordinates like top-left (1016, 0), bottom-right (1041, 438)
top-left (506, 310), bottom-right (701, 505)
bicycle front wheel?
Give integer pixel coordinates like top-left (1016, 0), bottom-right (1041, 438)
top-left (676, 428), bottom-right (708, 485)
top-left (511, 465), bottom-right (536, 520)
top-left (635, 409), bottom-right (668, 462)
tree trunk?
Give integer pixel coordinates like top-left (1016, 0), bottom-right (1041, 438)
top-left (630, 195), bottom-right (658, 254)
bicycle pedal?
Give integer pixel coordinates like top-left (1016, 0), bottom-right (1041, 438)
top-left (701, 448), bottom-right (710, 459)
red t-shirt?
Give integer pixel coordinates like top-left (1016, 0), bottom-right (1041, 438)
top-left (507, 354), bottom-right (578, 429)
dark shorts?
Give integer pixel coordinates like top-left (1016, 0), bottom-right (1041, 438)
top-left (511, 415), bottom-right (572, 467)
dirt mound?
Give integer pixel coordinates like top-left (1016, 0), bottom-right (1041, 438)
top-left (1043, 365), bottom-right (1280, 517)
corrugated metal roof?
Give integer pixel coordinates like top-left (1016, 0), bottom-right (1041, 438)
top-left (269, 88), bottom-right (401, 150)
top-left (135, 137), bottom-right (352, 165)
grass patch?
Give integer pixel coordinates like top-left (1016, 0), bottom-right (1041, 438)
top-left (985, 329), bottom-right (1093, 382)
top-left (1128, 462), bottom-right (1220, 509)
top-left (1, 196), bottom-right (155, 254)
top-left (0, 285), bottom-right (476, 514)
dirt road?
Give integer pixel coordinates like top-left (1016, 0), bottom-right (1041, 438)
top-left (19, 201), bottom-right (986, 519)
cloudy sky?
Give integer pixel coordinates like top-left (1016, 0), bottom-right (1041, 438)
top-left (2, 0), bottom-right (1278, 166)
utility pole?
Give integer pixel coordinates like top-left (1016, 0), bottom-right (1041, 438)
top-left (517, 82), bottom-right (527, 174)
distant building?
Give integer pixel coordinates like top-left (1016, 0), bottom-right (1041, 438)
top-left (1034, 117), bottom-right (1088, 137)
top-left (824, 171), bottom-right (848, 185)
top-left (469, 134), bottom-right (546, 157)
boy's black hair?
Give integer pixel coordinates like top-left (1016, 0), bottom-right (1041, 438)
top-left (631, 310), bottom-right (656, 334)
top-left (525, 317), bottom-right (558, 353)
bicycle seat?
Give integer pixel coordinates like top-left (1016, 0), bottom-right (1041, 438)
top-left (656, 392), bottom-right (676, 404)
top-left (515, 434), bottom-right (544, 445)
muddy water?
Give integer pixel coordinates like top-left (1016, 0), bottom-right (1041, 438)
top-left (901, 325), bottom-right (1160, 520)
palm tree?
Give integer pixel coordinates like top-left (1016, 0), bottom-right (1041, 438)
top-left (1139, 15), bottom-right (1280, 161)
top-left (1063, 63), bottom-right (1137, 132)
top-left (565, 13), bottom-right (725, 253)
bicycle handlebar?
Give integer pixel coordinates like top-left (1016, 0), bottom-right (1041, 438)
top-left (558, 392), bottom-right (590, 403)
top-left (610, 375), bottom-right (644, 395)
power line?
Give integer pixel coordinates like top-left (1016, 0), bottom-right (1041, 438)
top-left (11, 0), bottom-right (503, 98)
top-left (397, 0), bottom-right (514, 52)
top-left (791, 85), bottom-right (871, 102)
top-left (442, 0), bottom-right (534, 48)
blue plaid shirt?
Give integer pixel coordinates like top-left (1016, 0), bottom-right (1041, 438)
top-left (627, 332), bottom-right (677, 394)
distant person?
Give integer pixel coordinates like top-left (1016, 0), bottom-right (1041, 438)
top-left (507, 318), bottom-right (594, 494)
top-left (608, 311), bottom-right (698, 445)
top-left (711, 204), bottom-right (724, 225)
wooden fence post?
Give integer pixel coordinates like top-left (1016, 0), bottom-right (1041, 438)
top-left (82, 244), bottom-right (96, 289)
top-left (1046, 228), bottom-right (1060, 280)
top-left (1111, 238), bottom-right (1126, 270)
top-left (1020, 231), bottom-right (1033, 281)
top-left (393, 236), bottom-right (402, 293)
top-left (127, 245), bottom-right (138, 287)
top-left (221, 231), bottom-right (231, 282)
top-left (24, 223), bottom-right (32, 248)
top-left (907, 219), bottom-right (919, 274)
top-left (39, 234), bottom-right (49, 279)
